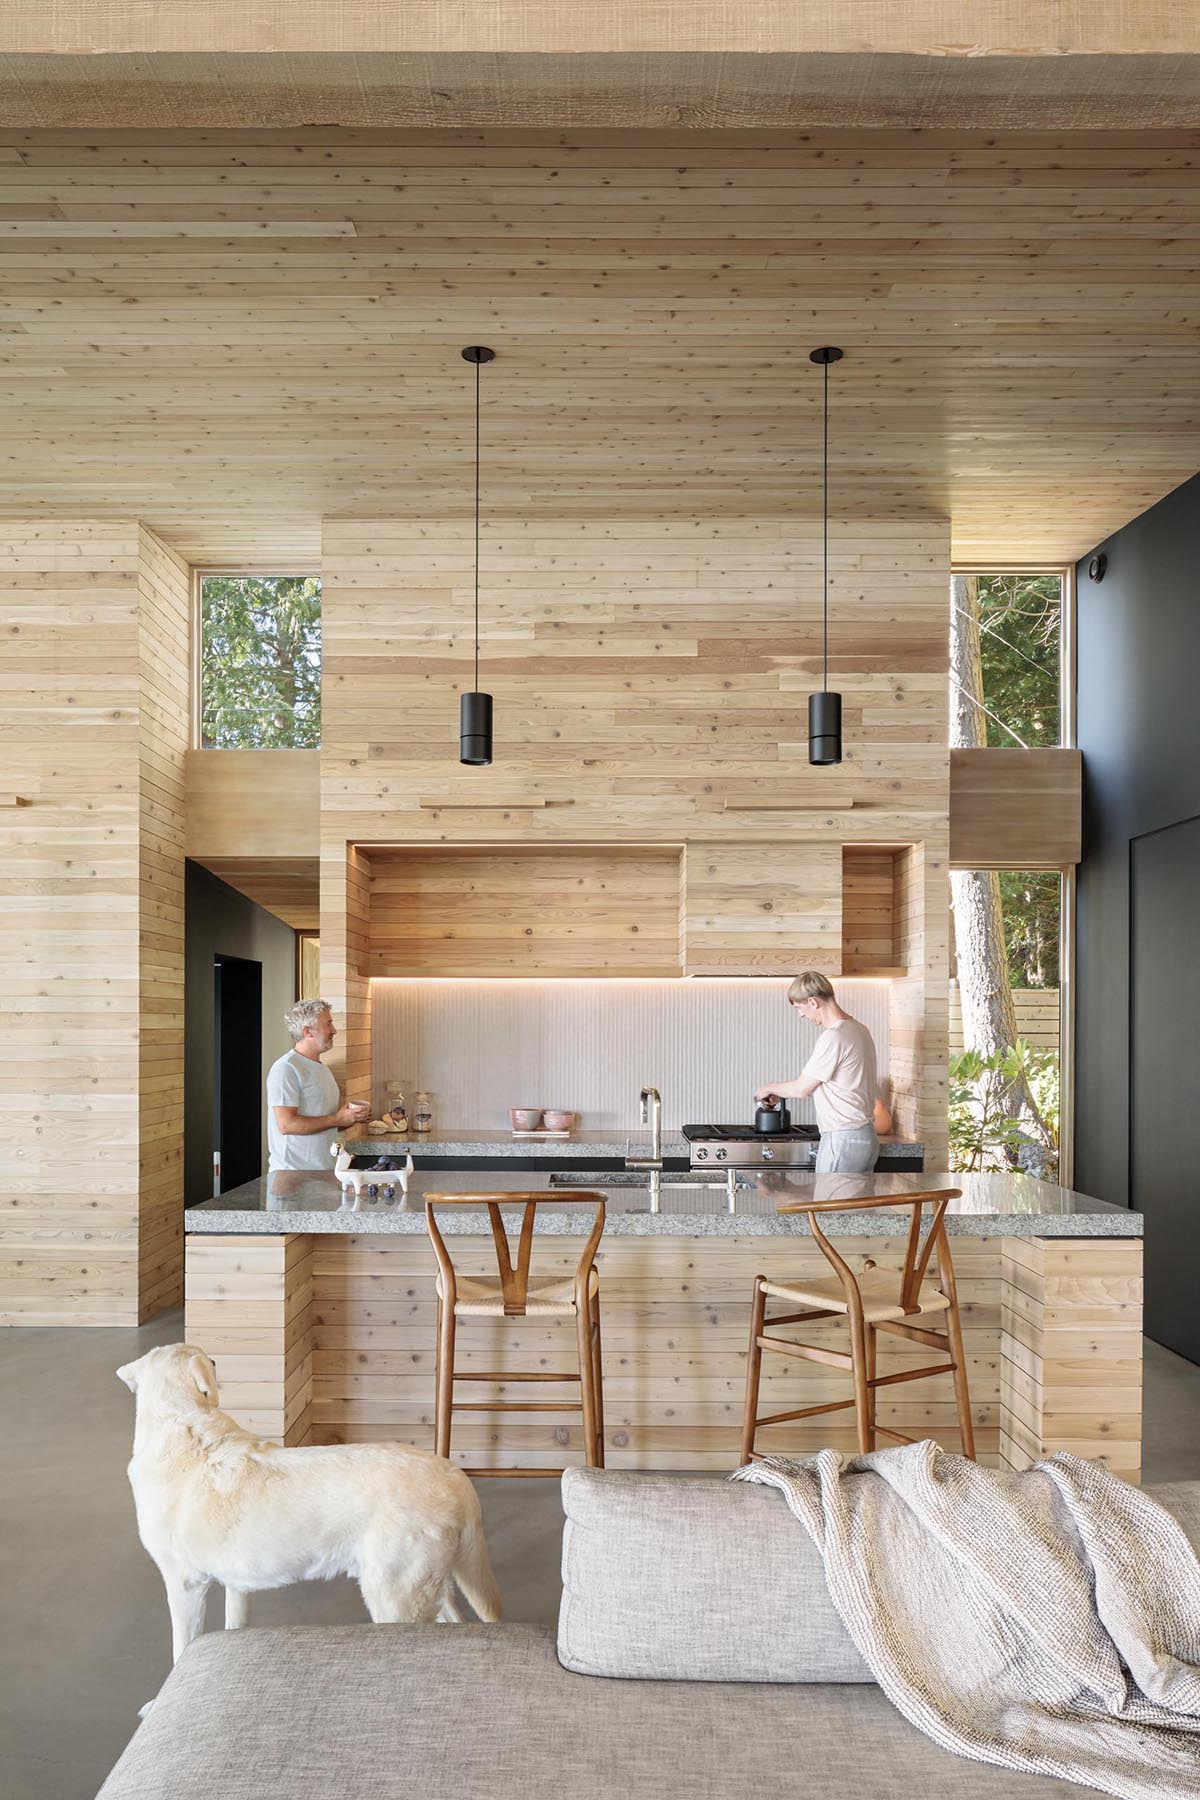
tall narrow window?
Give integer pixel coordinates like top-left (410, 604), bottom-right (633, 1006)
top-left (949, 571), bottom-right (1068, 1182)
top-left (950, 869), bottom-right (1062, 1181)
top-left (199, 573), bottom-right (321, 748)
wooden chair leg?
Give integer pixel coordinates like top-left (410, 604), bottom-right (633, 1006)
top-left (944, 1296), bottom-right (976, 1461)
top-left (740, 1277), bottom-right (768, 1464)
top-left (864, 1323), bottom-right (877, 1452)
top-left (589, 1288), bottom-right (605, 1468)
top-left (848, 1311), bottom-right (873, 1455)
top-left (577, 1294), bottom-right (599, 1468)
top-left (435, 1292), bottom-right (456, 1461)
top-left (433, 1293), bottom-right (443, 1451)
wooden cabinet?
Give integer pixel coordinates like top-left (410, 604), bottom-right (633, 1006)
top-left (347, 841), bottom-right (914, 982)
top-left (366, 845), bottom-right (682, 978)
top-left (681, 842), bottom-right (841, 976)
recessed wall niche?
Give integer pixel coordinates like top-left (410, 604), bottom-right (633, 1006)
top-left (366, 845), bottom-right (683, 978)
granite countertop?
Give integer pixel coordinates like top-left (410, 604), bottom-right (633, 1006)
top-left (186, 1168), bottom-right (1142, 1239)
top-left (340, 1127), bottom-right (924, 1162)
top-left (341, 1127), bottom-right (691, 1159)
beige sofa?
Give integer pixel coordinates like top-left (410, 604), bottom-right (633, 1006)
top-left (98, 1470), bottom-right (1200, 1799)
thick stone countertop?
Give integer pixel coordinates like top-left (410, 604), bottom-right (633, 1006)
top-left (186, 1168), bottom-right (1141, 1238)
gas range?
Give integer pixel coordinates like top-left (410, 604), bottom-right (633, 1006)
top-left (682, 1123), bottom-right (820, 1168)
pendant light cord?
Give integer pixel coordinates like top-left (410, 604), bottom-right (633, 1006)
top-left (473, 352), bottom-right (481, 693)
top-left (822, 353), bottom-right (829, 694)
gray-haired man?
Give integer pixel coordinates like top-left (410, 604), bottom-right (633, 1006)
top-left (266, 999), bottom-right (369, 1173)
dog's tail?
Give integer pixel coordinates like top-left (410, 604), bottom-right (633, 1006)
top-left (452, 1513), bottom-right (503, 1622)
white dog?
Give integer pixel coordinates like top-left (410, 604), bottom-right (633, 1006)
top-left (118, 1343), bottom-right (501, 1669)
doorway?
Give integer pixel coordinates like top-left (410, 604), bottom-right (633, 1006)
top-left (214, 953), bottom-right (263, 1193)
top-left (1131, 816), bottom-right (1200, 1363)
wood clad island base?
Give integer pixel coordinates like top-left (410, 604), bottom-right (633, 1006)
top-left (184, 1185), bottom-right (1143, 1480)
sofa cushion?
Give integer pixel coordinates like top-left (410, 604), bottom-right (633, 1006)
top-left (558, 1469), bottom-right (870, 1681)
top-left (97, 1621), bottom-right (1098, 1800)
top-left (557, 1470), bottom-right (1200, 1685)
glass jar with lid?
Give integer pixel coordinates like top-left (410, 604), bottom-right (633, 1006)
top-left (414, 1091), bottom-right (434, 1133)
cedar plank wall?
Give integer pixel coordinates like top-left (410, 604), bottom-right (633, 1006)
top-left (304, 1231), bottom-right (997, 1468)
top-left (136, 527), bottom-right (191, 1316)
top-left (320, 516), bottom-right (950, 1154)
top-left (0, 520), bottom-right (189, 1325)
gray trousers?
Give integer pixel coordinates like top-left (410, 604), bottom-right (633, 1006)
top-left (814, 1126), bottom-right (879, 1173)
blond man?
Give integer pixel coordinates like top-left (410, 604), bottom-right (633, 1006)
top-left (754, 972), bottom-right (880, 1173)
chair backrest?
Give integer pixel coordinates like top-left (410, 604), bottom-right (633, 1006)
top-left (424, 1192), bottom-right (606, 1317)
top-left (777, 1187), bottom-right (962, 1316)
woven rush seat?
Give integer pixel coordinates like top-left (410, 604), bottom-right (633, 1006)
top-left (742, 1187), bottom-right (975, 1462)
top-left (438, 1266), bottom-right (599, 1318)
top-left (761, 1268), bottom-right (952, 1324)
top-left (425, 1190), bottom-right (607, 1474)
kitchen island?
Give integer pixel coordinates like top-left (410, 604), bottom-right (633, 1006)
top-left (185, 1169), bottom-right (1142, 1479)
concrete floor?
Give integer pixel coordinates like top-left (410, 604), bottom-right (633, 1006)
top-left (2, 1315), bottom-right (1198, 1800)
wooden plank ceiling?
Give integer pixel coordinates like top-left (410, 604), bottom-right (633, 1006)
top-left (0, 126), bottom-right (1198, 565)
top-left (4, 3), bottom-right (1197, 58)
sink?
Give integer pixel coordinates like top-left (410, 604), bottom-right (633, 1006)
top-left (549, 1170), bottom-right (739, 1189)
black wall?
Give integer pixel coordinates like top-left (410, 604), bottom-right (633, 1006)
top-left (1075, 471), bottom-right (1200, 1352)
top-left (184, 861), bottom-right (297, 1206)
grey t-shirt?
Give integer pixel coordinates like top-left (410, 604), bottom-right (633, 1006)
top-left (266, 1049), bottom-right (341, 1172)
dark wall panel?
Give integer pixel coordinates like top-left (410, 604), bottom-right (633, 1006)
top-left (1076, 469), bottom-right (1200, 1331)
top-left (184, 862), bottom-right (297, 1207)
top-left (1130, 818), bottom-right (1200, 1363)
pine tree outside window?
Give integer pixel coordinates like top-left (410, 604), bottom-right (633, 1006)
top-left (199, 574), bottom-right (321, 749)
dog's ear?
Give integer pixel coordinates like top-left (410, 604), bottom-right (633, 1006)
top-left (116, 1359), bottom-right (140, 1391)
top-left (188, 1352), bottom-right (218, 1406)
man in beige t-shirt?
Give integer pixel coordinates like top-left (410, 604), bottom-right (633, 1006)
top-left (754, 971), bottom-right (880, 1173)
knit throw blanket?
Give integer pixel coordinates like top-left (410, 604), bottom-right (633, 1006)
top-left (733, 1444), bottom-right (1200, 1799)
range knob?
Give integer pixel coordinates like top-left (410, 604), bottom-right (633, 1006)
top-left (696, 1146), bottom-right (709, 1160)
top-left (761, 1146), bottom-right (775, 1161)
top-left (715, 1147), bottom-right (727, 1161)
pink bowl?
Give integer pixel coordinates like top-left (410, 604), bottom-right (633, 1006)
top-left (542, 1110), bottom-right (575, 1132)
top-left (509, 1108), bottom-right (543, 1131)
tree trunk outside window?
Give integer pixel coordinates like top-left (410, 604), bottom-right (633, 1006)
top-left (949, 574), bottom-right (1032, 1125)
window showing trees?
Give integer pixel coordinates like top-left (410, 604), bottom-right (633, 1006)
top-left (951, 573), bottom-right (1060, 749)
top-left (199, 574), bottom-right (321, 748)
top-left (950, 869), bottom-right (1061, 1181)
top-left (949, 573), bottom-right (1065, 1181)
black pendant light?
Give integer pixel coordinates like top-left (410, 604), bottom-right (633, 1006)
top-left (459, 344), bottom-right (495, 765)
top-left (808, 345), bottom-right (844, 766)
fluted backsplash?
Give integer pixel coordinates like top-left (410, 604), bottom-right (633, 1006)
top-left (369, 978), bottom-right (891, 1130)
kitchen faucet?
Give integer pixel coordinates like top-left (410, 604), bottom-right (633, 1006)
top-left (638, 1085), bottom-right (662, 1164)
top-left (627, 1087), bottom-right (663, 1210)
